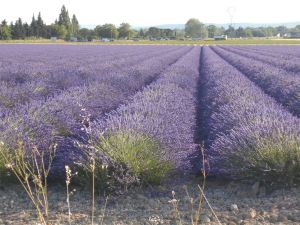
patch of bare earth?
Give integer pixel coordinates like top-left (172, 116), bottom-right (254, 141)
top-left (0, 175), bottom-right (299, 225)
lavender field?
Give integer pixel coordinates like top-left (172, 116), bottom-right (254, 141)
top-left (0, 44), bottom-right (300, 186)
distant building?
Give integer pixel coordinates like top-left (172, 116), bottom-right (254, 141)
top-left (214, 35), bottom-right (228, 40)
top-left (50, 37), bottom-right (57, 41)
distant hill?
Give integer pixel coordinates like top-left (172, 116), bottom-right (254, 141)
top-left (83, 22), bottom-right (300, 30)
top-left (213, 22), bottom-right (300, 28)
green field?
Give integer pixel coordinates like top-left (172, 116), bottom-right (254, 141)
top-left (1, 38), bottom-right (300, 45)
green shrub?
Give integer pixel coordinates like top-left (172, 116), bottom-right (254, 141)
top-left (227, 137), bottom-right (300, 185)
top-left (95, 131), bottom-right (172, 185)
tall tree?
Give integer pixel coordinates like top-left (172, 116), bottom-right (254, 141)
top-left (36, 12), bottom-right (45, 37)
top-left (71, 14), bottom-right (80, 36)
top-left (95, 24), bottom-right (118, 39)
top-left (23, 22), bottom-right (30, 37)
top-left (207, 25), bottom-right (217, 38)
top-left (0, 20), bottom-right (12, 40)
top-left (118, 23), bottom-right (132, 39)
top-left (138, 28), bottom-right (145, 38)
top-left (58, 5), bottom-right (71, 30)
top-left (185, 18), bottom-right (207, 38)
top-left (146, 27), bottom-right (160, 38)
top-left (30, 14), bottom-right (38, 37)
top-left (11, 18), bottom-right (26, 39)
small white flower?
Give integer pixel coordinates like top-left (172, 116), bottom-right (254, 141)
top-left (5, 163), bottom-right (13, 169)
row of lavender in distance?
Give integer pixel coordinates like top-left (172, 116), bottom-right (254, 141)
top-left (92, 46), bottom-right (201, 171)
top-left (211, 46), bottom-right (300, 117)
top-left (201, 47), bottom-right (300, 181)
top-left (0, 45), bottom-right (182, 113)
top-left (243, 45), bottom-right (300, 58)
top-left (220, 45), bottom-right (300, 74)
top-left (0, 45), bottom-right (193, 175)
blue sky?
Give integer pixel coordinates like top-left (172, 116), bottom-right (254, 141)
top-left (0, 0), bottom-right (299, 26)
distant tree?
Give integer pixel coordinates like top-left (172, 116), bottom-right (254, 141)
top-left (118, 23), bottom-right (132, 39)
top-left (58, 5), bottom-right (71, 30)
top-left (11, 18), bottom-right (26, 39)
top-left (36, 12), bottom-right (45, 37)
top-left (207, 25), bottom-right (217, 38)
top-left (161, 29), bottom-right (173, 38)
top-left (244, 27), bottom-right (253, 37)
top-left (236, 27), bottom-right (246, 37)
top-left (185, 18), bottom-right (207, 38)
top-left (0, 20), bottom-right (12, 40)
top-left (30, 14), bottom-right (38, 37)
top-left (23, 22), bottom-right (30, 37)
top-left (49, 24), bottom-right (67, 39)
top-left (225, 25), bottom-right (236, 38)
top-left (263, 27), bottom-right (276, 37)
top-left (251, 28), bottom-right (265, 37)
top-left (146, 27), bottom-right (160, 38)
top-left (71, 14), bottom-right (80, 36)
top-left (78, 28), bottom-right (95, 41)
top-left (138, 28), bottom-right (145, 38)
top-left (95, 24), bottom-right (118, 39)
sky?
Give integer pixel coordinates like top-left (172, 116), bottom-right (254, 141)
top-left (0, 0), bottom-right (300, 27)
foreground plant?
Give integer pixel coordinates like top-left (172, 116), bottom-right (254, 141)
top-left (95, 131), bottom-right (172, 185)
top-left (0, 141), bottom-right (56, 225)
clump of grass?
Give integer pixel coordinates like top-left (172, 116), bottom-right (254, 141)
top-left (95, 131), bottom-right (172, 185)
top-left (225, 137), bottom-right (300, 185)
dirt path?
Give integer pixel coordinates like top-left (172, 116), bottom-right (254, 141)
top-left (0, 175), bottom-right (299, 225)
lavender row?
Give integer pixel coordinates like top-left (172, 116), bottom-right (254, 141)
top-left (244, 45), bottom-right (300, 58)
top-left (220, 45), bottom-right (300, 74)
top-left (0, 46), bottom-right (193, 174)
top-left (201, 46), bottom-right (300, 178)
top-left (0, 45), bottom-right (182, 111)
top-left (211, 46), bottom-right (300, 117)
top-left (92, 46), bottom-right (201, 171)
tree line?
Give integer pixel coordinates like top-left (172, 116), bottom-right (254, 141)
top-left (184, 18), bottom-right (300, 39)
top-left (1, 7), bottom-right (299, 41)
top-left (0, 6), bottom-right (79, 40)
